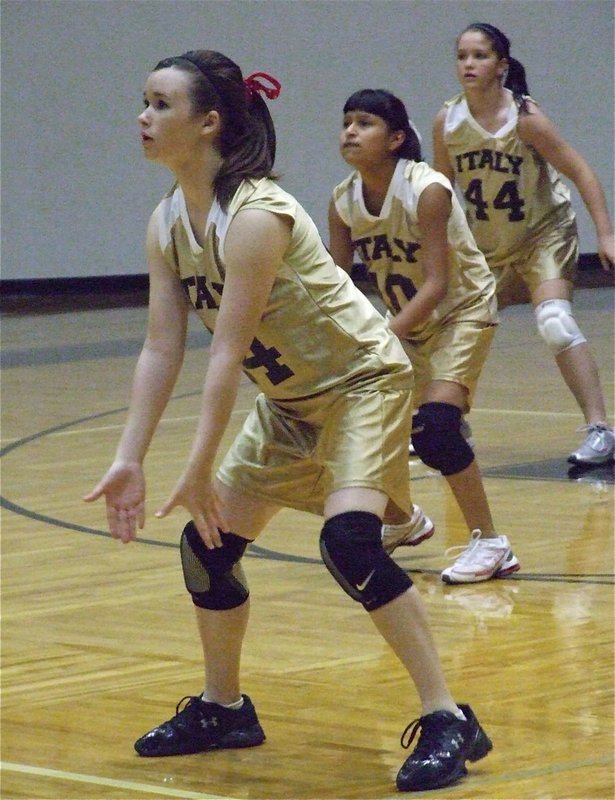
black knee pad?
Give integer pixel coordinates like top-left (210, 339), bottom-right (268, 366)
top-left (180, 521), bottom-right (250, 610)
top-left (319, 511), bottom-right (412, 612)
top-left (411, 402), bottom-right (474, 476)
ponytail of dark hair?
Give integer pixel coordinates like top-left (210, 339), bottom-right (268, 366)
top-left (504, 57), bottom-right (530, 109)
top-left (153, 49), bottom-right (277, 208)
top-left (216, 88), bottom-right (277, 207)
top-left (461, 23), bottom-right (530, 111)
top-left (343, 89), bottom-right (422, 161)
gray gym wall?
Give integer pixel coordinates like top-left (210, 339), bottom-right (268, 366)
top-left (2, 0), bottom-right (613, 281)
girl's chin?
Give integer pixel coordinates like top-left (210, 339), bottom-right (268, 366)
top-left (341, 150), bottom-right (361, 166)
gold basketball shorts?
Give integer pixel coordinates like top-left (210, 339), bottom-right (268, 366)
top-left (217, 370), bottom-right (413, 517)
top-left (401, 320), bottom-right (496, 410)
top-left (494, 217), bottom-right (579, 307)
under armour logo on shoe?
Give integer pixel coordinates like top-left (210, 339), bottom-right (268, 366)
top-left (200, 717), bottom-right (219, 730)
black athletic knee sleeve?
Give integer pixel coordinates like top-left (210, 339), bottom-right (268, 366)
top-left (411, 402), bottom-right (474, 476)
top-left (180, 521), bottom-right (250, 610)
top-left (319, 511), bottom-right (412, 612)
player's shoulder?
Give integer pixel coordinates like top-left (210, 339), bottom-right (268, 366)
top-left (516, 97), bottom-right (553, 141)
top-left (444, 91), bottom-right (464, 108)
top-left (440, 93), bottom-right (470, 134)
top-left (154, 183), bottom-right (181, 224)
top-left (433, 105), bottom-right (448, 125)
top-left (404, 160), bottom-right (452, 197)
top-left (331, 170), bottom-right (360, 207)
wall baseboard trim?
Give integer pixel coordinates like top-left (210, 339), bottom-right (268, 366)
top-left (1, 273), bottom-right (149, 296)
top-left (1, 255), bottom-right (612, 314)
top-left (1, 274), bottom-right (150, 313)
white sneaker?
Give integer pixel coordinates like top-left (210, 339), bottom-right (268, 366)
top-left (568, 424), bottom-right (615, 466)
top-left (409, 417), bottom-right (473, 456)
top-left (441, 530), bottom-right (520, 584)
top-left (382, 505), bottom-right (435, 554)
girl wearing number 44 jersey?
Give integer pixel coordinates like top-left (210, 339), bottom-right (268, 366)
top-left (83, 50), bottom-right (493, 793)
top-left (329, 88), bottom-right (520, 585)
top-left (433, 22), bottom-right (614, 467)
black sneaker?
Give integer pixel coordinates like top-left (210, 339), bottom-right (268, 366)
top-left (396, 703), bottom-right (492, 791)
top-left (134, 694), bottom-right (266, 757)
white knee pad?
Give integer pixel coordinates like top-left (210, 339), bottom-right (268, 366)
top-left (535, 299), bottom-right (586, 354)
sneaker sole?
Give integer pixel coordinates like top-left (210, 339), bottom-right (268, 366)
top-left (495, 561), bottom-right (521, 578)
top-left (567, 454), bottom-right (615, 466)
top-left (135, 725), bottom-right (266, 757)
top-left (397, 764), bottom-right (468, 792)
top-left (384, 523), bottom-right (435, 554)
top-left (442, 557), bottom-right (521, 585)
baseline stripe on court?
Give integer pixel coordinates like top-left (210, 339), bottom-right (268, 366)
top-left (0, 761), bottom-right (239, 800)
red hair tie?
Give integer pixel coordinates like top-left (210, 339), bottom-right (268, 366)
top-left (244, 72), bottom-right (282, 101)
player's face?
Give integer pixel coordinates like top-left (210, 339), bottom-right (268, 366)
top-left (138, 67), bottom-right (207, 167)
top-left (340, 111), bottom-right (401, 168)
top-left (456, 31), bottom-right (508, 90)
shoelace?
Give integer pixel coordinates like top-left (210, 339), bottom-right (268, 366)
top-left (576, 424), bottom-right (612, 434)
top-left (158, 695), bottom-right (203, 729)
top-left (175, 695), bottom-right (201, 715)
top-left (400, 714), bottom-right (451, 755)
top-left (444, 530), bottom-right (490, 565)
top-left (159, 695), bottom-right (215, 734)
top-left (576, 423), bottom-right (613, 446)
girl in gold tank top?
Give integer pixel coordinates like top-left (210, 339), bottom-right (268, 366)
top-left (330, 88), bottom-right (518, 586)
top-left (433, 22), bottom-right (614, 467)
top-left (84, 49), bottom-right (492, 792)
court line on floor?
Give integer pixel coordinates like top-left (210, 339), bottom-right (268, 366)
top-left (1, 408), bottom-right (256, 442)
top-left (1, 400), bottom-right (612, 583)
top-left (2, 752), bottom-right (613, 800)
top-left (0, 761), bottom-right (238, 800)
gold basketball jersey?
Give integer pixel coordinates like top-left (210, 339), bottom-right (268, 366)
top-left (442, 92), bottom-right (575, 268)
top-left (332, 159), bottom-right (497, 339)
top-left (156, 178), bottom-right (410, 400)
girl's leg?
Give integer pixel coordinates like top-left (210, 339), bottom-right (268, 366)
top-left (324, 487), bottom-right (457, 715)
top-left (196, 479), bottom-right (280, 704)
top-left (134, 483), bottom-right (279, 757)
top-left (556, 343), bottom-right (608, 423)
top-left (195, 604), bottom-right (249, 705)
top-left (322, 488), bottom-right (493, 793)
top-left (419, 380), bottom-right (496, 536)
top-left (532, 278), bottom-right (608, 425)
top-left (385, 381), bottom-right (519, 583)
top-left (445, 460), bottom-right (494, 533)
top-left (370, 586), bottom-right (458, 715)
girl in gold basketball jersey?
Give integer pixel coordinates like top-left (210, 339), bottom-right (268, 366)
top-left (433, 22), bottom-right (614, 467)
top-left (83, 50), bottom-right (492, 792)
top-left (329, 88), bottom-right (519, 585)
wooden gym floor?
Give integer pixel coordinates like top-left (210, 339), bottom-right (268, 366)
top-left (1, 286), bottom-right (613, 800)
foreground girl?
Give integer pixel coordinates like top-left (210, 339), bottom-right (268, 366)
top-left (84, 50), bottom-right (492, 792)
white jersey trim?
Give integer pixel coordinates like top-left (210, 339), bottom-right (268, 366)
top-left (445, 91), bottom-right (517, 139)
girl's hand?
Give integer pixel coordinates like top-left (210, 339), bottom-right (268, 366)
top-left (156, 474), bottom-right (229, 549)
top-left (83, 463), bottom-right (146, 543)
top-left (598, 232), bottom-right (614, 270)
